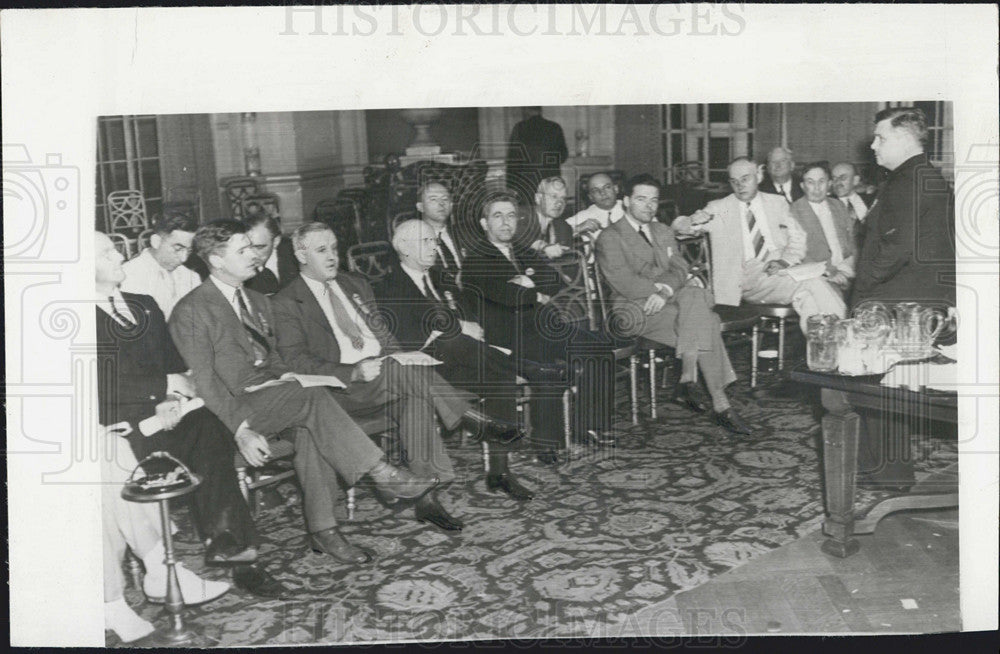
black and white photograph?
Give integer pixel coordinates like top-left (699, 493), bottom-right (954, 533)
top-left (5, 4), bottom-right (998, 648)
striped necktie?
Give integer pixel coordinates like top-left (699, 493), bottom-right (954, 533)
top-left (437, 232), bottom-right (457, 268)
top-left (325, 281), bottom-right (366, 350)
top-left (746, 203), bottom-right (765, 260)
top-left (235, 288), bottom-right (270, 362)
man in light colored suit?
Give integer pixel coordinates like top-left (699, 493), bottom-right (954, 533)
top-left (169, 220), bottom-right (440, 565)
top-left (596, 174), bottom-right (749, 435)
top-left (673, 157), bottom-right (846, 332)
top-left (790, 163), bottom-right (856, 293)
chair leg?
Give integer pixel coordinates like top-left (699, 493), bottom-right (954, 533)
top-left (563, 387), bottom-right (573, 451)
top-left (124, 547), bottom-right (144, 590)
top-left (778, 317), bottom-right (786, 370)
top-left (629, 355), bottom-right (639, 425)
top-left (751, 323), bottom-right (760, 388)
top-left (482, 442), bottom-right (490, 473)
top-left (346, 487), bottom-right (356, 522)
top-left (236, 466), bottom-right (250, 504)
top-left (648, 350), bottom-right (657, 419)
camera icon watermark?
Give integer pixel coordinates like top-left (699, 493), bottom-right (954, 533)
top-left (3, 143), bottom-right (81, 263)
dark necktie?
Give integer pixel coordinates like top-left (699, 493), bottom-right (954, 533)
top-left (779, 183), bottom-right (791, 203)
top-left (845, 198), bottom-right (858, 223)
top-left (422, 272), bottom-right (442, 301)
top-left (637, 225), bottom-right (652, 246)
top-left (437, 233), bottom-right (457, 269)
top-left (746, 204), bottom-right (765, 259)
top-left (235, 289), bottom-right (270, 362)
top-left (325, 281), bottom-right (365, 350)
top-left (108, 297), bottom-right (135, 328)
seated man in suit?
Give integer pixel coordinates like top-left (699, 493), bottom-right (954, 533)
top-left (244, 213), bottom-right (298, 295)
top-left (272, 222), bottom-right (526, 530)
top-left (463, 191), bottom-right (617, 464)
top-left (512, 176), bottom-right (574, 256)
top-left (169, 220), bottom-right (440, 565)
top-left (673, 157), bottom-right (846, 333)
top-left (416, 181), bottom-right (466, 295)
top-left (383, 219), bottom-right (567, 499)
top-left (790, 163), bottom-right (856, 293)
top-left (830, 161), bottom-right (874, 251)
top-left (95, 230), bottom-right (285, 598)
top-left (121, 210), bottom-right (202, 319)
top-left (596, 175), bottom-right (750, 435)
top-left (759, 146), bottom-right (804, 203)
top-left (565, 172), bottom-right (626, 238)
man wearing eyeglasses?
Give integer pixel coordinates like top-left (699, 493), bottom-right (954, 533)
top-left (121, 210), bottom-right (202, 319)
top-left (566, 172), bottom-right (626, 238)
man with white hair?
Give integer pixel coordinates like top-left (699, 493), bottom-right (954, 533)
top-left (759, 146), bottom-right (804, 203)
top-left (513, 175), bottom-right (574, 256)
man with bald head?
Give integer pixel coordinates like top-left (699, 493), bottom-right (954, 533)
top-left (566, 172), bottom-right (626, 238)
top-left (760, 146), bottom-right (804, 203)
top-left (673, 157), bottom-right (846, 333)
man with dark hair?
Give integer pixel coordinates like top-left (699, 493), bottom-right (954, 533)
top-left (759, 146), bottom-right (804, 203)
top-left (121, 210), bottom-right (201, 318)
top-left (790, 163), bottom-right (856, 292)
top-left (170, 219), bottom-right (441, 564)
top-left (416, 181), bottom-right (466, 295)
top-left (271, 221), bottom-right (526, 529)
top-left (831, 161), bottom-right (874, 252)
top-left (596, 174), bottom-right (749, 435)
top-left (505, 107), bottom-right (569, 203)
top-left (243, 213), bottom-right (298, 295)
top-left (462, 192), bottom-right (617, 464)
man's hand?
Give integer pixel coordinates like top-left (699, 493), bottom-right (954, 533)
top-left (825, 271), bottom-right (849, 288)
top-left (235, 421), bottom-right (272, 467)
top-left (643, 293), bottom-right (667, 315)
top-left (575, 218), bottom-right (602, 234)
top-left (529, 239), bottom-right (547, 252)
top-left (351, 358), bottom-right (383, 383)
top-left (536, 292), bottom-right (551, 305)
top-left (509, 275), bottom-right (536, 288)
top-left (459, 320), bottom-right (484, 341)
top-left (764, 259), bottom-right (791, 275)
top-left (542, 244), bottom-right (568, 259)
top-left (154, 397), bottom-right (183, 432)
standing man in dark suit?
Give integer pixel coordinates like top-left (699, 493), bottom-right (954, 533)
top-left (596, 175), bottom-right (750, 435)
top-left (463, 192), bottom-right (617, 464)
top-left (95, 231), bottom-right (286, 598)
top-left (244, 214), bottom-right (298, 295)
top-left (513, 176), bottom-right (575, 255)
top-left (831, 161), bottom-right (874, 252)
top-left (169, 220), bottom-right (440, 565)
top-left (830, 106), bottom-right (956, 492)
top-left (759, 146), bottom-right (804, 203)
top-left (271, 222), bottom-right (526, 529)
top-left (506, 107), bottom-right (568, 203)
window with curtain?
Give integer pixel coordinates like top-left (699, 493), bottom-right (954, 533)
top-left (95, 115), bottom-right (163, 230)
top-left (661, 104), bottom-right (755, 184)
top-left (881, 101), bottom-right (954, 179)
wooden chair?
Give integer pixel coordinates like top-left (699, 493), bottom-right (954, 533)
top-left (106, 190), bottom-right (150, 246)
top-left (241, 193), bottom-right (281, 221)
top-left (136, 228), bottom-right (155, 254)
top-left (234, 406), bottom-right (397, 521)
top-left (345, 240), bottom-right (394, 284)
top-left (314, 198), bottom-right (364, 266)
top-left (107, 232), bottom-right (133, 259)
top-left (221, 176), bottom-right (261, 221)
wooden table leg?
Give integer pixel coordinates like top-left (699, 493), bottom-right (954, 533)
top-left (819, 402), bottom-right (862, 558)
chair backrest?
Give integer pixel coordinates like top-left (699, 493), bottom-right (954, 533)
top-left (671, 161), bottom-right (705, 186)
top-left (165, 185), bottom-right (203, 223)
top-left (136, 228), bottom-right (155, 253)
top-left (545, 248), bottom-right (599, 332)
top-left (221, 176), bottom-right (261, 220)
top-left (576, 169), bottom-right (626, 209)
top-left (241, 193), bottom-right (281, 221)
top-left (346, 241), bottom-right (394, 283)
top-left (107, 232), bottom-right (133, 259)
top-left (314, 198), bottom-right (363, 266)
top-left (106, 190), bottom-right (149, 236)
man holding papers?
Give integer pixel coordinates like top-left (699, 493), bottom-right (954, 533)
top-left (170, 220), bottom-right (443, 562)
top-left (272, 222), bottom-right (527, 529)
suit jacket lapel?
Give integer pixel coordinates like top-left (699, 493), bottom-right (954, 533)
top-left (293, 277), bottom-right (336, 338)
top-left (202, 280), bottom-right (258, 360)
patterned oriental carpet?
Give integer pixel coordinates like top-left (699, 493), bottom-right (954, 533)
top-left (109, 338), bottom-right (958, 646)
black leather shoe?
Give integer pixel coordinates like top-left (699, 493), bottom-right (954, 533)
top-left (711, 408), bottom-right (752, 435)
top-left (415, 496), bottom-right (464, 532)
top-left (232, 563), bottom-right (289, 599)
top-left (462, 411), bottom-right (527, 445)
top-left (671, 382), bottom-right (708, 414)
top-left (486, 473), bottom-right (534, 501)
top-left (205, 531), bottom-right (258, 567)
top-left (309, 527), bottom-right (374, 564)
top-left (522, 360), bottom-right (566, 382)
top-left (368, 461), bottom-right (439, 504)
top-left (536, 449), bottom-right (559, 466)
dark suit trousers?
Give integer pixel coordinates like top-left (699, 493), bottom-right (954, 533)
top-left (130, 407), bottom-right (258, 548)
top-left (333, 360), bottom-right (468, 485)
top-left (245, 384), bottom-right (385, 533)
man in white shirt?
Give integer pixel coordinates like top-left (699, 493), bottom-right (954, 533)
top-left (565, 172), bottom-right (626, 237)
top-left (759, 146), bottom-right (804, 203)
top-left (830, 161), bottom-right (873, 253)
top-left (791, 163), bottom-right (856, 292)
top-left (416, 181), bottom-right (465, 293)
top-left (121, 211), bottom-right (201, 319)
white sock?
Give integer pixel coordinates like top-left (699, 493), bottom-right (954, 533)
top-left (105, 598), bottom-right (154, 642)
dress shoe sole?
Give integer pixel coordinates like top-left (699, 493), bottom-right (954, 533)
top-left (671, 397), bottom-right (708, 414)
top-left (205, 551), bottom-right (259, 568)
top-left (486, 478), bottom-right (535, 501)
